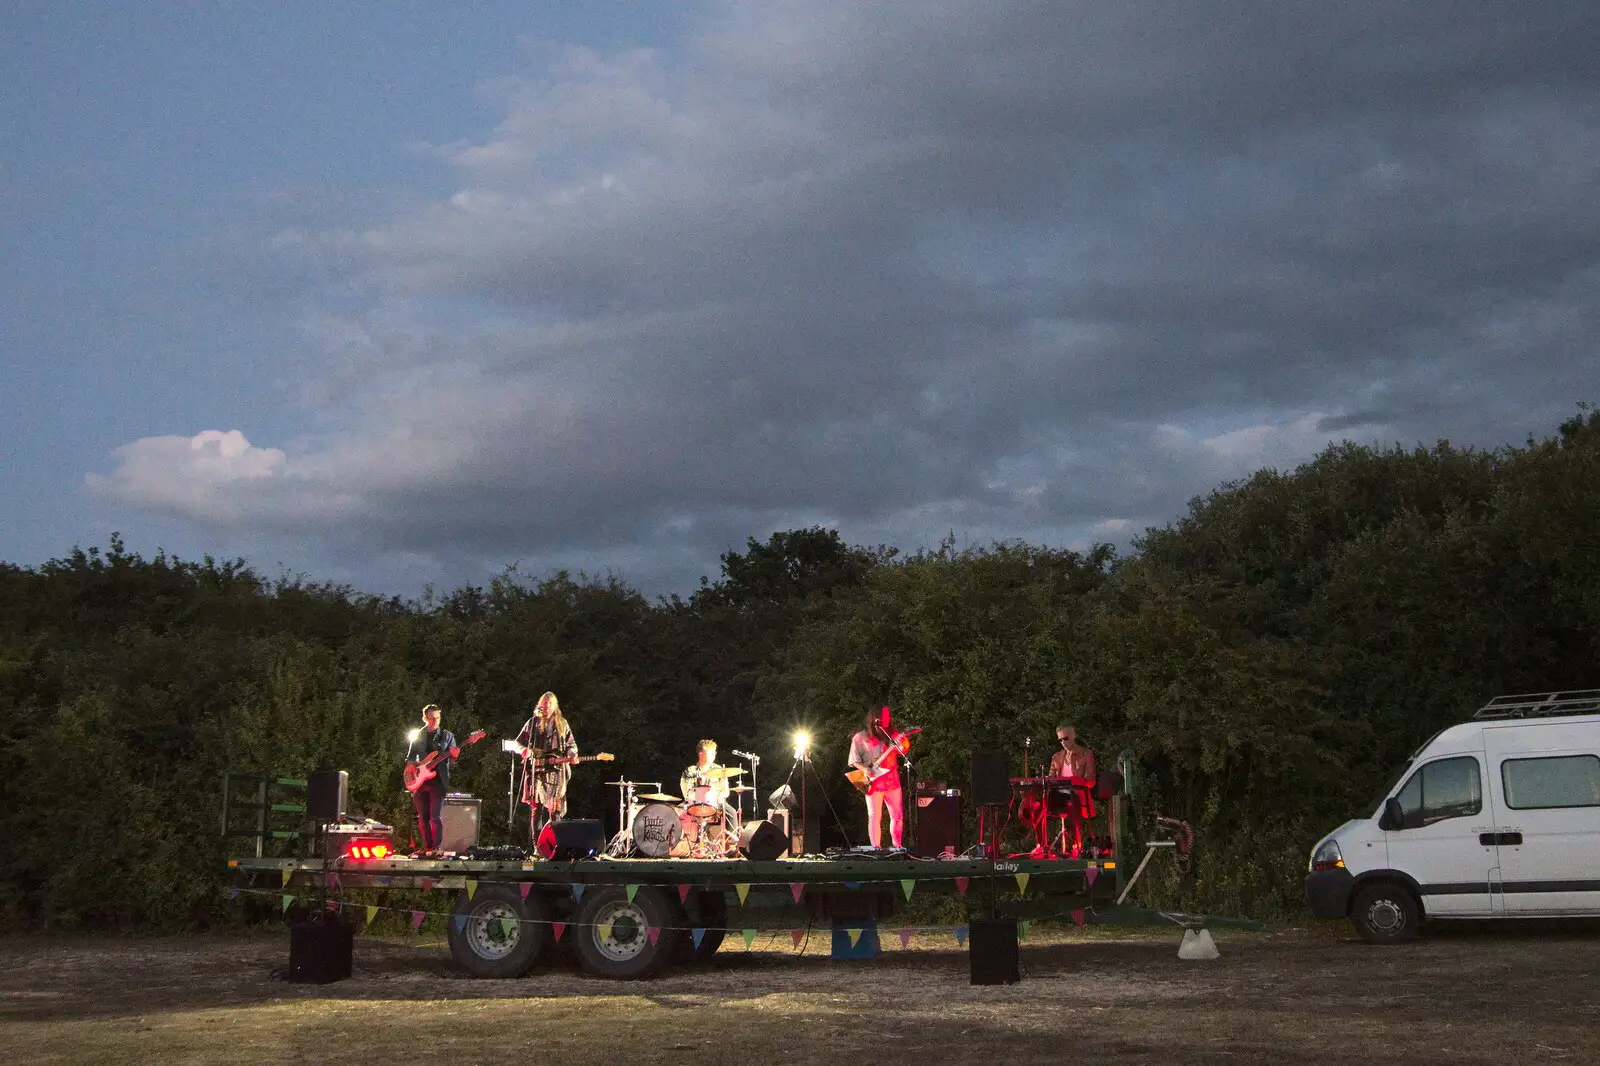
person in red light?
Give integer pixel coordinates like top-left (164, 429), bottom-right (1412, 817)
top-left (848, 705), bottom-right (909, 849)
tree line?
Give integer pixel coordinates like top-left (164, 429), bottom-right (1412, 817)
top-left (3, 408), bottom-right (1597, 928)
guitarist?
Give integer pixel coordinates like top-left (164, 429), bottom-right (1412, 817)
top-left (405, 703), bottom-right (458, 856)
top-left (848, 706), bottom-right (908, 849)
top-left (515, 691), bottom-right (579, 842)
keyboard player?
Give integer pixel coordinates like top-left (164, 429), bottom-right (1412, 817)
top-left (1050, 726), bottom-right (1097, 857)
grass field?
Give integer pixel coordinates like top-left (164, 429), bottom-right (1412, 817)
top-left (3, 923), bottom-right (1598, 1064)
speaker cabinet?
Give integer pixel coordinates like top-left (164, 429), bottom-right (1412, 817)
top-left (307, 769), bottom-right (348, 822)
top-left (768, 808), bottom-right (820, 856)
top-left (289, 917), bottom-right (352, 983)
top-left (970, 752), bottom-right (1010, 808)
top-left (440, 795), bottom-right (480, 853)
top-left (738, 819), bottom-right (787, 861)
top-left (913, 793), bottom-right (961, 856)
top-left (969, 916), bottom-right (1020, 985)
top-left (540, 818), bottom-right (607, 860)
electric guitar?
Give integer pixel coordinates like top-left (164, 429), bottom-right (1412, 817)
top-left (403, 729), bottom-right (487, 792)
top-left (845, 727), bottom-right (921, 793)
top-left (505, 741), bottom-right (616, 769)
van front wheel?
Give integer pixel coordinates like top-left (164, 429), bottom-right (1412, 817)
top-left (1351, 883), bottom-right (1419, 944)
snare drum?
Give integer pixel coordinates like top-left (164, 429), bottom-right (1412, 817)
top-left (631, 802), bottom-right (684, 858)
top-left (685, 783), bottom-right (721, 820)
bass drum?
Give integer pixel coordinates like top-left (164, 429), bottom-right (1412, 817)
top-left (630, 802), bottom-right (684, 858)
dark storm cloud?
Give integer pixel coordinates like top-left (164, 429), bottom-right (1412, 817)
top-left (93, 1), bottom-right (1600, 591)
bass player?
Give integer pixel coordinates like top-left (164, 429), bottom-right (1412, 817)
top-left (404, 703), bottom-right (458, 856)
top-left (847, 706), bottom-right (910, 849)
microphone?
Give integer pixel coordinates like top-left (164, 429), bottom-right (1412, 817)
top-left (731, 749), bottom-right (759, 760)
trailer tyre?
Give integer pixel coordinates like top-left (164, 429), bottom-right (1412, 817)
top-left (573, 886), bottom-right (682, 979)
top-left (1351, 882), bottom-right (1419, 945)
top-left (448, 883), bottom-right (552, 977)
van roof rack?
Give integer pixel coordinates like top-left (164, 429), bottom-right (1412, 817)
top-left (1473, 690), bottom-right (1600, 720)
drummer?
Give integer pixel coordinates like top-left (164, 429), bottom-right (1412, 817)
top-left (680, 738), bottom-right (734, 818)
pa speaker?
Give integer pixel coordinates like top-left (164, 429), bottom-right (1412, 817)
top-left (913, 793), bottom-right (961, 856)
top-left (440, 795), bottom-right (481, 853)
top-left (970, 752), bottom-right (1010, 807)
top-left (739, 819), bottom-right (787, 861)
top-left (969, 916), bottom-right (1020, 985)
top-left (307, 769), bottom-right (348, 822)
top-left (289, 917), bottom-right (352, 983)
top-left (541, 818), bottom-right (607, 860)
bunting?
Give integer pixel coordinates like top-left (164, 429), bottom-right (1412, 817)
top-left (625, 884), bottom-right (640, 904)
top-left (791, 929), bottom-right (805, 950)
top-left (897, 927), bottom-right (913, 949)
top-left (790, 883), bottom-right (805, 903)
top-left (597, 921), bottom-right (613, 943)
top-left (954, 926), bottom-right (969, 947)
top-left (900, 879), bottom-right (915, 901)
top-left (411, 910), bottom-right (426, 932)
top-left (846, 928), bottom-right (863, 948)
top-left (571, 884), bottom-right (585, 903)
top-left (844, 882), bottom-right (861, 890)
top-left (692, 928), bottom-right (706, 950)
top-left (498, 917), bottom-right (514, 939)
top-left (421, 878), bottom-right (433, 893)
top-left (281, 894), bottom-right (294, 912)
top-left (677, 884), bottom-right (691, 904)
top-left (646, 927), bottom-right (661, 946)
top-left (954, 877), bottom-right (970, 897)
top-left (742, 928), bottom-right (757, 949)
top-left (552, 922), bottom-right (567, 942)
top-left (1084, 866), bottom-right (1099, 887)
top-left (1015, 872), bottom-right (1031, 896)
top-left (281, 870), bottom-right (293, 888)
top-left (453, 914), bottom-right (467, 933)
top-left (735, 883), bottom-right (751, 905)
top-left (327, 872), bottom-right (340, 890)
top-left (465, 880), bottom-right (478, 900)
top-left (1071, 909), bottom-right (1085, 927)
top-left (364, 905), bottom-right (378, 928)
top-left (1018, 920), bottom-right (1030, 941)
top-left (519, 882), bottom-right (532, 900)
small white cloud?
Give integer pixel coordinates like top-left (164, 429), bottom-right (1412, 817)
top-left (87, 430), bottom-right (287, 525)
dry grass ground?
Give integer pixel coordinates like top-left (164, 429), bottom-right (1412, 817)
top-left (3, 923), bottom-right (1598, 1065)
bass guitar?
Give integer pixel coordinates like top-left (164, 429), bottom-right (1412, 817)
top-left (403, 729), bottom-right (487, 792)
top-left (845, 727), bottom-right (921, 794)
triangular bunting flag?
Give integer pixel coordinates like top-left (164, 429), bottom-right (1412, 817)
top-left (844, 881), bottom-right (861, 890)
top-left (790, 882), bottom-right (805, 903)
top-left (503, 918), bottom-right (518, 939)
top-left (571, 884), bottom-right (585, 903)
top-left (452, 914), bottom-right (467, 933)
top-left (552, 922), bottom-right (567, 942)
top-left (790, 929), bottom-right (804, 949)
top-left (598, 922), bottom-right (613, 943)
top-left (742, 928), bottom-right (757, 949)
top-left (411, 910), bottom-right (426, 932)
top-left (364, 904), bottom-right (378, 928)
top-left (955, 877), bottom-right (970, 897)
top-left (421, 878), bottom-right (433, 892)
top-left (646, 926), bottom-right (661, 946)
top-left (955, 925), bottom-right (969, 947)
top-left (327, 872), bottom-right (340, 890)
top-left (900, 879), bottom-right (915, 901)
top-left (325, 899), bottom-right (339, 913)
top-left (677, 884), bottom-right (691, 904)
top-left (519, 882), bottom-right (532, 900)
top-left (847, 927), bottom-right (864, 947)
top-left (281, 894), bottom-right (294, 912)
top-left (1071, 909), bottom-right (1086, 927)
top-left (466, 879), bottom-right (478, 900)
top-left (691, 927), bottom-right (706, 950)
top-left (229, 887), bottom-right (240, 900)
top-left (897, 927), bottom-right (913, 949)
top-left (735, 883), bottom-right (751, 905)
top-left (281, 869), bottom-right (292, 887)
top-left (1019, 920), bottom-right (1030, 941)
top-left (1085, 866), bottom-right (1099, 887)
top-left (1015, 872), bottom-right (1031, 896)
top-left (625, 884), bottom-right (639, 904)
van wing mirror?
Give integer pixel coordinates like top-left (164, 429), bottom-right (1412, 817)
top-left (1379, 796), bottom-right (1403, 831)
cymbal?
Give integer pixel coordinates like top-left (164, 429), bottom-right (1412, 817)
top-left (637, 793), bottom-right (681, 803)
top-left (701, 766), bottom-right (743, 778)
top-left (728, 784), bottom-right (754, 793)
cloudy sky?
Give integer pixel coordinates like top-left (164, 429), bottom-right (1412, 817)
top-left (5, 2), bottom-right (1597, 596)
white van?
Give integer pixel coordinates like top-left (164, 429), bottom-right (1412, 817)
top-left (1305, 690), bottom-right (1600, 942)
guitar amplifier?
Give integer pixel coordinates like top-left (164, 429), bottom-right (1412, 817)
top-left (913, 791), bottom-right (961, 857)
top-left (439, 794), bottom-right (480, 854)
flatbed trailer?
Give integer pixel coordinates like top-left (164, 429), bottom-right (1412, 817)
top-left (228, 851), bottom-right (1125, 979)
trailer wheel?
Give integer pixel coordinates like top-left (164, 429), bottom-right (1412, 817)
top-left (675, 890), bottom-right (728, 963)
top-left (1350, 882), bottom-right (1420, 945)
top-left (573, 886), bottom-right (682, 979)
top-left (448, 883), bottom-right (552, 977)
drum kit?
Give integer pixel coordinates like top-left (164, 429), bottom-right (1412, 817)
top-left (605, 769), bottom-right (757, 859)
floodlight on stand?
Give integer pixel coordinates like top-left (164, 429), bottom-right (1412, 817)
top-left (406, 728), bottom-right (422, 744)
top-left (793, 731), bottom-right (812, 760)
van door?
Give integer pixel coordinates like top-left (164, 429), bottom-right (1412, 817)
top-left (1485, 724), bottom-right (1600, 916)
top-left (1383, 754), bottom-right (1497, 917)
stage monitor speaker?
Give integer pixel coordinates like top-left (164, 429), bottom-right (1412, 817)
top-left (440, 794), bottom-right (480, 853)
top-left (770, 810), bottom-right (820, 856)
top-left (970, 752), bottom-right (1010, 807)
top-left (739, 819), bottom-right (787, 861)
top-left (969, 916), bottom-right (1020, 985)
top-left (913, 793), bottom-right (961, 857)
top-left (289, 917), bottom-right (352, 983)
top-left (307, 769), bottom-right (348, 822)
top-left (542, 818), bottom-right (607, 861)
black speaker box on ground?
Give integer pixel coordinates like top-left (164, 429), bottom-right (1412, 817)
top-left (289, 917), bottom-right (352, 984)
top-left (440, 794), bottom-right (480, 853)
top-left (969, 916), bottom-right (1020, 985)
top-left (913, 793), bottom-right (961, 856)
top-left (544, 818), bottom-right (608, 860)
top-left (307, 769), bottom-right (348, 822)
top-left (738, 819), bottom-right (787, 861)
top-left (970, 752), bottom-right (1011, 808)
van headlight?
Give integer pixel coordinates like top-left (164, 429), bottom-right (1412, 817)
top-left (1310, 838), bottom-right (1344, 872)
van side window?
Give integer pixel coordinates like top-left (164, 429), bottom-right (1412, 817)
top-left (1394, 756), bottom-right (1482, 829)
top-left (1501, 755), bottom-right (1600, 810)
